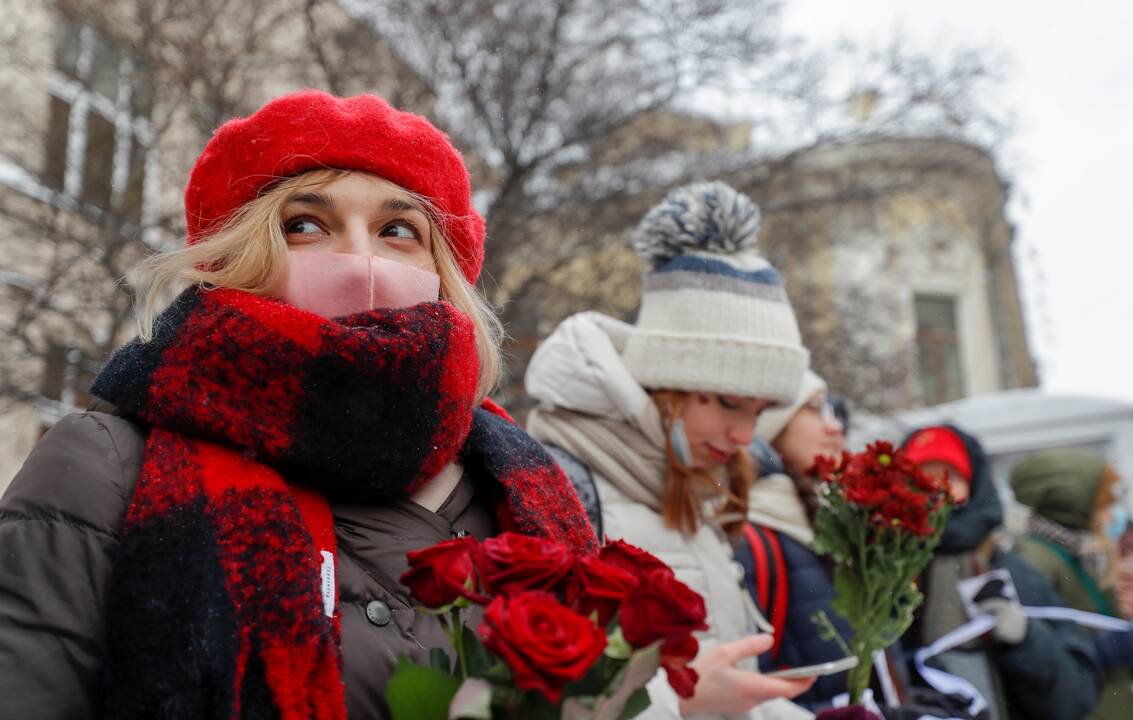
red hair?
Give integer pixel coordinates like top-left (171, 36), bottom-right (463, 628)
top-left (651, 390), bottom-right (753, 537)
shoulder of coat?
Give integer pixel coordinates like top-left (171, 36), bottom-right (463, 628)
top-left (1, 412), bottom-right (145, 539)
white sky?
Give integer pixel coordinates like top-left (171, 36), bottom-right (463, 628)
top-left (780, 0), bottom-right (1133, 402)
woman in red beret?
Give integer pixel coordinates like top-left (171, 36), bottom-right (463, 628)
top-left (0, 90), bottom-right (597, 720)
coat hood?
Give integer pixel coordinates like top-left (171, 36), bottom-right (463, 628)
top-left (1010, 450), bottom-right (1109, 530)
top-left (525, 312), bottom-right (661, 439)
top-left (902, 424), bottom-right (1003, 553)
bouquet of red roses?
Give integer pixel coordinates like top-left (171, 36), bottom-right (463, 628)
top-left (810, 442), bottom-right (954, 704)
top-left (386, 533), bottom-right (707, 720)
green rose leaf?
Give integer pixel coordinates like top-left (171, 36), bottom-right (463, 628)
top-left (387, 657), bottom-right (462, 720)
top-left (592, 643), bottom-right (661, 720)
top-left (616, 687), bottom-right (652, 720)
top-left (430, 648), bottom-right (453, 674)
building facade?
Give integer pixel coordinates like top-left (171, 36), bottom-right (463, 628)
top-left (736, 137), bottom-right (1037, 416)
top-left (0, 2), bottom-right (1038, 485)
top-left (0, 0), bottom-right (431, 487)
top-left (507, 135), bottom-right (1038, 418)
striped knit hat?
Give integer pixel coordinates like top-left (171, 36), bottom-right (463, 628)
top-left (622, 181), bottom-right (808, 404)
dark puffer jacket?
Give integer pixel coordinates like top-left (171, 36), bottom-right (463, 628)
top-left (0, 410), bottom-right (496, 720)
top-left (896, 425), bottom-right (1103, 720)
top-left (736, 444), bottom-right (853, 710)
top-left (1009, 449), bottom-right (1133, 720)
top-left (738, 531), bottom-right (853, 709)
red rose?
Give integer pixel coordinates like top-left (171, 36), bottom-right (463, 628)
top-left (400, 536), bottom-right (486, 608)
top-left (620, 568), bottom-right (708, 648)
top-left (566, 555), bottom-right (640, 626)
top-left (478, 591), bottom-right (608, 703)
top-left (597, 539), bottom-right (672, 580)
top-left (474, 532), bottom-right (574, 596)
top-left (660, 635), bottom-right (700, 698)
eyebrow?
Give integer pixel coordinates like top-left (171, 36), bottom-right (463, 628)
top-left (288, 193), bottom-right (425, 217)
top-left (383, 197), bottom-right (426, 215)
top-left (290, 192), bottom-right (335, 209)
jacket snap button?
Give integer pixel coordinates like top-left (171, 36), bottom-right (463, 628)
top-left (366, 600), bottom-right (392, 626)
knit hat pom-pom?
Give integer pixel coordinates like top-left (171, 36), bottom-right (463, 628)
top-left (632, 181), bottom-right (762, 269)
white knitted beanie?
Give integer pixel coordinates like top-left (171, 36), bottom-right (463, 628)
top-left (754, 370), bottom-right (827, 444)
top-left (622, 181), bottom-right (808, 404)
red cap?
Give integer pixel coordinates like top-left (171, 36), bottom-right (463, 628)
top-left (183, 90), bottom-right (485, 283)
top-left (904, 426), bottom-right (972, 481)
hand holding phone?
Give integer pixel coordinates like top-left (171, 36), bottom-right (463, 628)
top-left (677, 634), bottom-right (817, 716)
top-left (765, 655), bottom-right (859, 679)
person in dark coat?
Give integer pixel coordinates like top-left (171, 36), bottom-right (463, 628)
top-left (736, 370), bottom-right (854, 710)
top-left (0, 90), bottom-right (597, 720)
top-left (1010, 449), bottom-right (1133, 720)
top-left (894, 425), bottom-right (1103, 720)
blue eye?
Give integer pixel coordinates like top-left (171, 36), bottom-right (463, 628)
top-left (380, 221), bottom-right (421, 240)
top-left (283, 218), bottom-right (323, 235)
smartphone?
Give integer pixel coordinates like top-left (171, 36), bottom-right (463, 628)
top-left (765, 655), bottom-right (859, 679)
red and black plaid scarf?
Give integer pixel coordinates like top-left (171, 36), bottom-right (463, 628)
top-left (91, 287), bottom-right (596, 719)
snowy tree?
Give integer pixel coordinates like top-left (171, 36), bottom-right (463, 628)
top-left (347, 0), bottom-right (1012, 406)
top-left (0, 0), bottom-right (417, 418)
top-left (0, 0), bottom-right (1015, 422)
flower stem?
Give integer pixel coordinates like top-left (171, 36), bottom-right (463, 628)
top-left (451, 607), bottom-right (469, 678)
top-left (848, 639), bottom-right (874, 705)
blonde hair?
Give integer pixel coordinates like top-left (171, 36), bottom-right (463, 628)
top-left (651, 390), bottom-right (754, 537)
top-left (137, 169), bottom-right (503, 399)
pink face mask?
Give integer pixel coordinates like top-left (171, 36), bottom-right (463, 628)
top-left (281, 251), bottom-right (441, 319)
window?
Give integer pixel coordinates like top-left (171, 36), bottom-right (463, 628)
top-left (42, 16), bottom-right (153, 223)
top-left (915, 294), bottom-right (965, 405)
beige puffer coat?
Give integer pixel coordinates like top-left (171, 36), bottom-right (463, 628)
top-left (525, 312), bottom-right (812, 720)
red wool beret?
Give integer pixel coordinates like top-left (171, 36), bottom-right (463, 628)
top-left (183, 90), bottom-right (485, 283)
top-left (904, 426), bottom-right (972, 481)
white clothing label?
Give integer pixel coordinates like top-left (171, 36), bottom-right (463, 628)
top-left (320, 550), bottom-right (335, 618)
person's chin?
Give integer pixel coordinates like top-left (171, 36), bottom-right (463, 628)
top-left (703, 445), bottom-right (732, 466)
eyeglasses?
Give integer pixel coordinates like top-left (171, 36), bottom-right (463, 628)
top-left (800, 398), bottom-right (843, 430)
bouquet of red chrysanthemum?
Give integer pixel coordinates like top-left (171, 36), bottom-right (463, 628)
top-left (386, 533), bottom-right (707, 720)
top-left (810, 442), bottom-right (954, 704)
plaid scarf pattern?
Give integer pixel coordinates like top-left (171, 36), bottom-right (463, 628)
top-left (91, 288), bottom-right (596, 719)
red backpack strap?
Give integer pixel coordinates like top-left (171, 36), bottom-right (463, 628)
top-left (742, 523), bottom-right (771, 611)
top-left (742, 523), bottom-right (789, 661)
top-left (762, 527), bottom-right (789, 660)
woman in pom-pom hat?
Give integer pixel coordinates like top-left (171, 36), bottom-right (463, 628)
top-left (0, 90), bottom-right (596, 719)
top-left (525, 181), bottom-right (818, 719)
